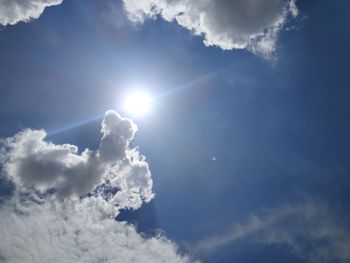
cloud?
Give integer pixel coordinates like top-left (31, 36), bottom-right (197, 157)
top-left (0, 110), bottom-right (195, 262)
top-left (1, 110), bottom-right (153, 209)
top-left (261, 201), bottom-right (350, 263)
top-left (122, 0), bottom-right (298, 57)
top-left (99, 110), bottom-right (137, 162)
top-left (0, 0), bottom-right (63, 26)
top-left (195, 199), bottom-right (350, 263)
top-left (0, 196), bottom-right (193, 263)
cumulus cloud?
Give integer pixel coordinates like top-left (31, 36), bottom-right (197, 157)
top-left (195, 199), bottom-right (350, 263)
top-left (99, 110), bottom-right (137, 162)
top-left (122, 0), bottom-right (298, 57)
top-left (0, 0), bottom-right (63, 26)
top-left (0, 110), bottom-right (195, 263)
top-left (0, 110), bottom-right (153, 209)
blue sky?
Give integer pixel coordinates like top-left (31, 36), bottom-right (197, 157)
top-left (0, 1), bottom-right (350, 263)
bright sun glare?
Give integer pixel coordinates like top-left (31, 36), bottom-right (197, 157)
top-left (123, 91), bottom-right (153, 116)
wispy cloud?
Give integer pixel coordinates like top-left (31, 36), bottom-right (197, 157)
top-left (195, 199), bottom-right (350, 262)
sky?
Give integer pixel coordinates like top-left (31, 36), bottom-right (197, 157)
top-left (0, 0), bottom-right (350, 262)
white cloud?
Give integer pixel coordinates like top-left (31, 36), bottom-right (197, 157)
top-left (1, 128), bottom-right (101, 197)
top-left (0, 196), bottom-right (193, 263)
top-left (99, 110), bottom-right (137, 162)
top-left (1, 110), bottom-right (153, 209)
top-left (261, 201), bottom-right (350, 263)
top-left (0, 0), bottom-right (63, 26)
top-left (122, 0), bottom-right (298, 57)
top-left (0, 110), bottom-right (195, 263)
top-left (195, 199), bottom-right (350, 263)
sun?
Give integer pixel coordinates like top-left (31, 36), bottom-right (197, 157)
top-left (123, 90), bottom-right (153, 116)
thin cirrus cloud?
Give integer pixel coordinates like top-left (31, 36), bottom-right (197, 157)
top-left (195, 199), bottom-right (350, 263)
top-left (0, 110), bottom-right (195, 263)
top-left (0, 0), bottom-right (63, 26)
top-left (122, 0), bottom-right (299, 57)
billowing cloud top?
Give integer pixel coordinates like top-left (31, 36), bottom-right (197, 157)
top-left (1, 110), bottom-right (153, 209)
top-left (0, 0), bottom-right (63, 26)
top-left (122, 0), bottom-right (298, 57)
top-left (1, 0), bottom-right (298, 58)
top-left (0, 111), bottom-right (194, 262)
